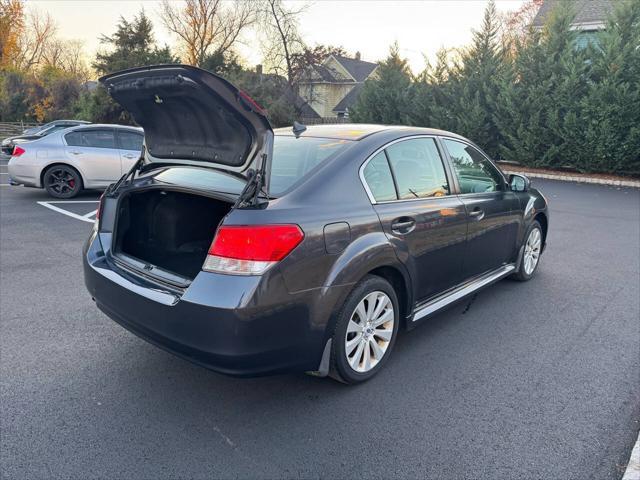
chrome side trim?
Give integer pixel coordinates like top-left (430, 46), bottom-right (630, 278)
top-left (412, 264), bottom-right (516, 321)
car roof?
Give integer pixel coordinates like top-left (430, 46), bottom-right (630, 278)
top-left (273, 123), bottom-right (469, 142)
top-left (65, 124), bottom-right (143, 132)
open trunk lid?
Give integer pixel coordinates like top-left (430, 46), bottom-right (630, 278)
top-left (99, 65), bottom-right (273, 183)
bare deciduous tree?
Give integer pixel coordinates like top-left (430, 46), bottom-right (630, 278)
top-left (500, 0), bottom-right (544, 53)
top-left (260, 0), bottom-right (306, 85)
top-left (14, 8), bottom-right (56, 70)
top-left (42, 39), bottom-right (90, 81)
top-left (160, 0), bottom-right (256, 66)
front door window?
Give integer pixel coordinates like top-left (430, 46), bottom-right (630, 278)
top-left (442, 139), bottom-right (503, 194)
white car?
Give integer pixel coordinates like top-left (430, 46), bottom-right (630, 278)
top-left (8, 124), bottom-right (143, 198)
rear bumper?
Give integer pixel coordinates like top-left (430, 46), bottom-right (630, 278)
top-left (83, 232), bottom-right (349, 377)
top-left (7, 160), bottom-right (40, 187)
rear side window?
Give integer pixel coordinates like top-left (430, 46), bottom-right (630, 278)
top-left (385, 138), bottom-right (449, 199)
top-left (65, 129), bottom-right (115, 149)
top-left (363, 152), bottom-right (396, 202)
top-left (117, 130), bottom-right (143, 150)
top-left (270, 136), bottom-right (352, 195)
top-left (442, 139), bottom-right (503, 194)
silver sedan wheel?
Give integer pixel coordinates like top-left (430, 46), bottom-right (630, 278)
top-left (523, 227), bottom-right (542, 275)
top-left (344, 291), bottom-right (394, 373)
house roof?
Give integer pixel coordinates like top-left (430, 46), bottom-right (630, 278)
top-left (531, 0), bottom-right (615, 28)
top-left (310, 64), bottom-right (339, 82)
top-left (277, 80), bottom-right (320, 119)
top-left (332, 84), bottom-right (363, 113)
top-left (332, 55), bottom-right (378, 82)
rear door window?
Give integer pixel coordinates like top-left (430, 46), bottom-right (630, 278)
top-left (385, 138), bottom-right (449, 199)
top-left (65, 129), bottom-right (116, 149)
top-left (117, 130), bottom-right (144, 151)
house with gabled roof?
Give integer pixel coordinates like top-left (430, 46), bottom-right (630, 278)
top-left (298, 53), bottom-right (378, 119)
top-left (531, 0), bottom-right (615, 48)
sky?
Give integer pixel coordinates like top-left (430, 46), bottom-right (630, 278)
top-left (28, 0), bottom-right (527, 75)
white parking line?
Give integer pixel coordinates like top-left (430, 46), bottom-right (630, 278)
top-left (623, 431), bottom-right (640, 480)
top-left (37, 201), bottom-right (99, 223)
top-left (41, 200), bottom-right (99, 203)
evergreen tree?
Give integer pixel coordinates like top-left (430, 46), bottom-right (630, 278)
top-left (93, 10), bottom-right (178, 75)
top-left (86, 10), bottom-right (178, 124)
top-left (494, 3), bottom-right (587, 168)
top-left (200, 50), bottom-right (244, 76)
top-left (412, 48), bottom-right (461, 132)
top-left (349, 43), bottom-right (413, 124)
top-left (577, 0), bottom-right (640, 174)
top-left (452, 0), bottom-right (505, 157)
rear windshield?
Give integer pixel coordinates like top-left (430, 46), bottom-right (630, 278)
top-left (269, 136), bottom-right (352, 195)
top-left (148, 136), bottom-right (352, 197)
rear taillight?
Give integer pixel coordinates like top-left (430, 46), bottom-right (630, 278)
top-left (203, 224), bottom-right (304, 275)
top-left (95, 194), bottom-right (105, 220)
top-left (12, 146), bottom-right (25, 157)
top-left (238, 90), bottom-right (266, 116)
top-left (93, 193), bottom-right (105, 231)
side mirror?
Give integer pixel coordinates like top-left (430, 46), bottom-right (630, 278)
top-left (509, 173), bottom-right (530, 192)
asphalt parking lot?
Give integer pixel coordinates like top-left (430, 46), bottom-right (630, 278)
top-left (1, 154), bottom-right (639, 479)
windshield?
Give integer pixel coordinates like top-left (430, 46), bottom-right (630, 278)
top-left (269, 135), bottom-right (352, 195)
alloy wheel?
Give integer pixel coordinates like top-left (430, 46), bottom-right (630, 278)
top-left (46, 168), bottom-right (77, 196)
top-left (523, 227), bottom-right (541, 275)
top-left (344, 291), bottom-right (395, 373)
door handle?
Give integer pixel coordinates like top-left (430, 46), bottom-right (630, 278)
top-left (469, 208), bottom-right (485, 221)
top-left (391, 217), bottom-right (416, 234)
top-left (69, 150), bottom-right (82, 155)
top-left (123, 154), bottom-right (137, 159)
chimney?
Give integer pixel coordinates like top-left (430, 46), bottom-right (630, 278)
top-left (355, 51), bottom-right (361, 61)
top-left (256, 64), bottom-right (263, 76)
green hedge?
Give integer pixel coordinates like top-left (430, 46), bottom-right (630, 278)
top-left (351, 0), bottom-right (640, 176)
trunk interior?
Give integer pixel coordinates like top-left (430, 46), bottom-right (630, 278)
top-left (113, 189), bottom-right (233, 280)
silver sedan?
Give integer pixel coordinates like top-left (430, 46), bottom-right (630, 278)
top-left (7, 124), bottom-right (143, 198)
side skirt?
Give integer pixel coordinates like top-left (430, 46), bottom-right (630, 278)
top-left (411, 264), bottom-right (516, 323)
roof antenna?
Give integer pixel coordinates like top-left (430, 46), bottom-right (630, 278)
top-left (292, 121), bottom-right (307, 138)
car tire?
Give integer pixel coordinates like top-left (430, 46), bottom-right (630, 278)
top-left (329, 275), bottom-right (400, 384)
top-left (512, 220), bottom-right (543, 282)
top-left (43, 165), bottom-right (83, 199)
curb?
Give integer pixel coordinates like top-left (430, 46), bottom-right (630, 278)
top-left (623, 431), bottom-right (640, 480)
top-left (502, 169), bottom-right (640, 188)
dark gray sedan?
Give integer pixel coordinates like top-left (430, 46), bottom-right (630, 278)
top-left (84, 65), bottom-right (548, 384)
